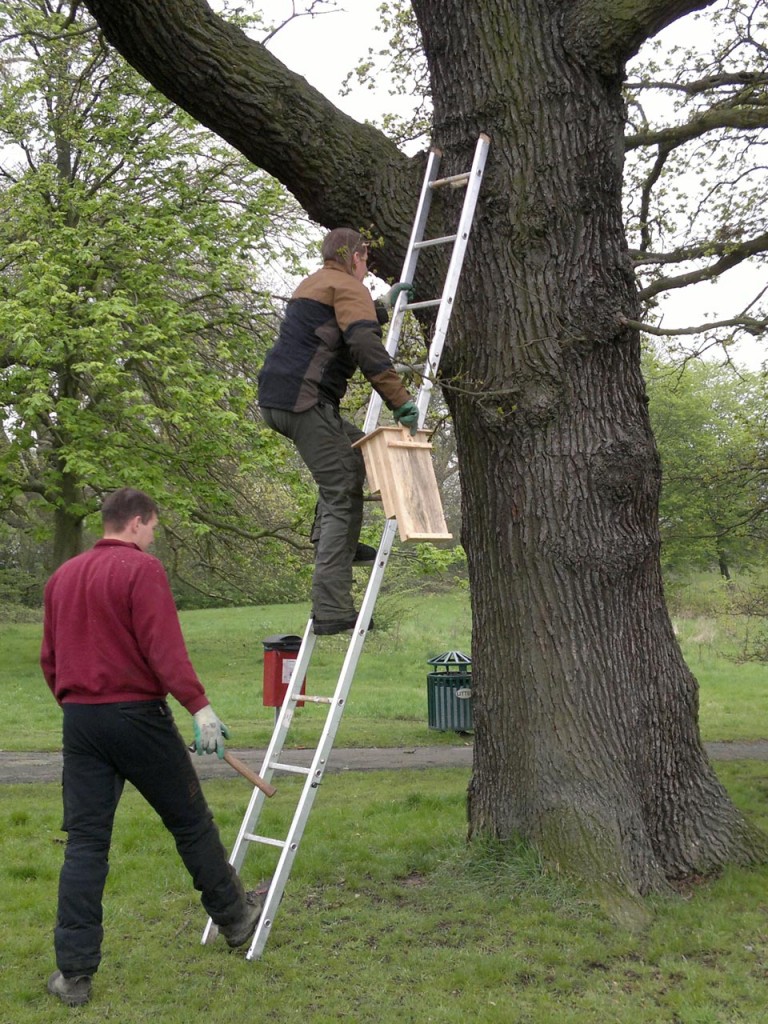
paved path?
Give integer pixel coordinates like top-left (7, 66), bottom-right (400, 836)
top-left (0, 741), bottom-right (766, 785)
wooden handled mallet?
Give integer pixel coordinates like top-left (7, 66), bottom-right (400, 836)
top-left (188, 743), bottom-right (276, 798)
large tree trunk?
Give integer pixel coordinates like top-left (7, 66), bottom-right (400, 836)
top-left (414, 0), bottom-right (764, 891)
top-left (83, 0), bottom-right (766, 893)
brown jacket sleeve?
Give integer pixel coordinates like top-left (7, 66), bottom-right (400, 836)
top-left (330, 273), bottom-right (411, 410)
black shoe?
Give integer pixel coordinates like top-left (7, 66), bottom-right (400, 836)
top-left (219, 883), bottom-right (270, 948)
top-left (312, 543), bottom-right (377, 565)
top-left (352, 543), bottom-right (377, 565)
top-left (313, 614), bottom-right (375, 636)
top-left (47, 971), bottom-right (92, 1007)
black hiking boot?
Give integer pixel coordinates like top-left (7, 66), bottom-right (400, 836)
top-left (313, 614), bottom-right (375, 635)
top-left (352, 543), bottom-right (377, 565)
top-left (47, 971), bottom-right (92, 1007)
top-left (219, 883), bottom-right (270, 948)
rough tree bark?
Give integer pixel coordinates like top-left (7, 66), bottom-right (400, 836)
top-left (51, 467), bottom-right (85, 568)
top-left (83, 0), bottom-right (766, 893)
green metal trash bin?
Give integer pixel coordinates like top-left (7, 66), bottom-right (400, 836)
top-left (427, 651), bottom-right (473, 732)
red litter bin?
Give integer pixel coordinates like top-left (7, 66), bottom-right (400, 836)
top-left (262, 634), bottom-right (306, 709)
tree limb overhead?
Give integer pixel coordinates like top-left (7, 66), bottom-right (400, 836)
top-left (563, 0), bottom-right (717, 75)
top-left (81, 0), bottom-right (420, 275)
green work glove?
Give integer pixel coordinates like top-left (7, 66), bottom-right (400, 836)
top-left (192, 704), bottom-right (230, 759)
top-left (381, 281), bottom-right (414, 309)
top-left (393, 399), bottom-right (419, 435)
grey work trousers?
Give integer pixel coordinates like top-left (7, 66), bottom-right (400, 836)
top-left (261, 403), bottom-right (365, 620)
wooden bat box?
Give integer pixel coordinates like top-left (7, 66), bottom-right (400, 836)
top-left (352, 426), bottom-right (452, 543)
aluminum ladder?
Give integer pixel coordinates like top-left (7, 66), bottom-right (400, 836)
top-left (202, 133), bottom-right (490, 961)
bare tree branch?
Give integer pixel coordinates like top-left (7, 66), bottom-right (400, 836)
top-left (626, 102), bottom-right (768, 150)
top-left (638, 232), bottom-right (768, 300)
top-left (626, 71), bottom-right (768, 94)
top-left (632, 231), bottom-right (768, 267)
top-left (190, 508), bottom-right (308, 548)
top-left (622, 314), bottom-right (767, 337)
top-left (638, 142), bottom-right (673, 252)
top-left (260, 0), bottom-right (340, 47)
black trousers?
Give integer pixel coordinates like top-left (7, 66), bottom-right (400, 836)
top-left (55, 701), bottom-right (244, 976)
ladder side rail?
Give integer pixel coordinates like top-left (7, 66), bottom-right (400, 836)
top-left (362, 147), bottom-right (442, 435)
top-left (201, 622), bottom-right (317, 944)
top-left (200, 764), bottom-right (270, 943)
top-left (245, 520), bottom-right (398, 960)
top-left (399, 145), bottom-right (443, 287)
top-left (270, 521), bottom-right (393, 850)
top-left (218, 616), bottom-right (312, 866)
top-left (366, 136), bottom-right (488, 433)
top-left (414, 135), bottom-right (490, 426)
top-left (274, 523), bottom-right (394, 851)
top-left (205, 135), bottom-right (489, 957)
top-left (244, 769), bottom-right (324, 959)
top-left (234, 623), bottom-right (316, 846)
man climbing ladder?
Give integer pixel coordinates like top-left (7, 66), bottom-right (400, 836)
top-left (257, 227), bottom-right (417, 635)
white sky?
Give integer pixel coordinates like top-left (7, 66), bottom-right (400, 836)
top-left (265, 3), bottom-right (399, 124)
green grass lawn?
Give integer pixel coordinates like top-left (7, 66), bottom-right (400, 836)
top-left (3, 589), bottom-right (766, 752)
top-left (3, 592), bottom-right (474, 751)
top-left (3, 589), bottom-right (768, 1021)
top-left (2, 763), bottom-right (767, 1023)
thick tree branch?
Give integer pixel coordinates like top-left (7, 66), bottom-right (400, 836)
top-left (626, 71), bottom-right (768, 95)
top-left (563, 0), bottom-right (717, 76)
top-left (626, 102), bottom-right (768, 149)
top-left (632, 232), bottom-right (768, 267)
top-left (81, 0), bottom-right (420, 279)
top-left (621, 314), bottom-right (767, 337)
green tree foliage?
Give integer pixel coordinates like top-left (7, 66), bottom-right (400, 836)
top-left (644, 349), bottom-right (768, 575)
top-left (0, 0), bottom-right (309, 583)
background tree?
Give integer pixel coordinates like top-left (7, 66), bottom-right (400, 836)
top-left (80, 0), bottom-right (768, 895)
top-left (0, 0), bottom-right (311, 588)
top-left (644, 349), bottom-right (768, 577)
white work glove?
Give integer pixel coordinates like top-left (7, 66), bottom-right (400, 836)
top-left (192, 704), bottom-right (230, 759)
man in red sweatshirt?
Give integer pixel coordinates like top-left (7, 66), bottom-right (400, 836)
top-left (41, 487), bottom-right (261, 1007)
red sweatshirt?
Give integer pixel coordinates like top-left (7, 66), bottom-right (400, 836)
top-left (40, 539), bottom-right (209, 714)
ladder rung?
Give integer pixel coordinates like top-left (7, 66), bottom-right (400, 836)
top-left (289, 693), bottom-right (333, 704)
top-left (269, 760), bottom-right (312, 776)
top-left (413, 234), bottom-right (457, 250)
top-left (405, 299), bottom-right (441, 311)
top-left (430, 172), bottom-right (470, 188)
top-left (244, 833), bottom-right (287, 849)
